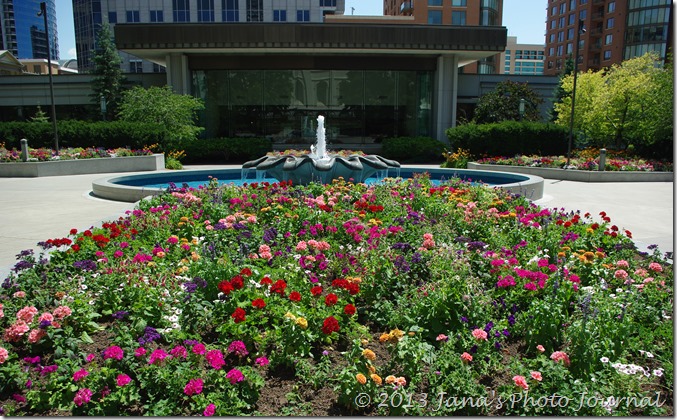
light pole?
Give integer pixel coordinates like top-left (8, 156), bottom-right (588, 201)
top-left (38, 1), bottom-right (59, 152)
top-left (566, 19), bottom-right (586, 168)
top-left (519, 98), bottom-right (525, 121)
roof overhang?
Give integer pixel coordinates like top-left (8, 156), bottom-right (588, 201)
top-left (114, 22), bottom-right (507, 68)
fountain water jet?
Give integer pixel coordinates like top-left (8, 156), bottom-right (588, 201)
top-left (242, 115), bottom-right (400, 185)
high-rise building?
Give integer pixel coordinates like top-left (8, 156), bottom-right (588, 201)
top-left (544, 0), bottom-right (673, 75)
top-left (73, 0), bottom-right (345, 73)
top-left (500, 36), bottom-right (545, 75)
top-left (1, 0), bottom-right (59, 60)
top-left (383, 0), bottom-right (504, 74)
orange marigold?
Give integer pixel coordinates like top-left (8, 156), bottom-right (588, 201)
top-left (362, 349), bottom-right (376, 361)
top-left (356, 373), bottom-right (367, 385)
top-left (370, 374), bottom-right (383, 385)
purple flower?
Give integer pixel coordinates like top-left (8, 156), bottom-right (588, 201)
top-left (112, 310), bottom-right (129, 320)
top-left (73, 259), bottom-right (97, 271)
top-left (40, 365), bottom-right (58, 376)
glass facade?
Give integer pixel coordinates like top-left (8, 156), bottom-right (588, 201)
top-left (625, 0), bottom-right (672, 60)
top-left (12, 0), bottom-right (58, 60)
top-left (192, 69), bottom-right (433, 144)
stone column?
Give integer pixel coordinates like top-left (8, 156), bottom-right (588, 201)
top-left (433, 54), bottom-right (458, 145)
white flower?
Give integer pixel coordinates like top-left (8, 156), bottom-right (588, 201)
top-left (600, 357), bottom-right (609, 363)
top-left (646, 352), bottom-right (654, 358)
top-left (653, 369), bottom-right (663, 377)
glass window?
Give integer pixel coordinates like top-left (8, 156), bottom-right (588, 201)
top-left (173, 0), bottom-right (190, 22)
top-left (607, 17), bottom-right (614, 28)
top-left (551, 20), bottom-right (556, 29)
top-left (557, 31), bottom-right (564, 42)
top-left (247, 0), bottom-right (263, 22)
top-left (150, 10), bottom-right (164, 22)
top-left (604, 50), bottom-right (612, 60)
top-left (198, 0), bottom-right (215, 22)
top-left (605, 34), bottom-right (613, 44)
top-left (320, 0), bottom-right (337, 6)
top-left (428, 10), bottom-right (442, 24)
top-left (108, 12), bottom-right (117, 23)
top-left (559, 3), bottom-right (566, 14)
top-left (569, 13), bottom-right (575, 25)
top-left (452, 0), bottom-right (467, 5)
top-left (566, 43), bottom-right (573, 53)
top-left (569, 0), bottom-right (576, 9)
top-left (273, 10), bottom-right (286, 21)
top-left (551, 6), bottom-right (557, 16)
top-left (579, 9), bottom-right (587, 20)
top-left (129, 60), bottom-right (142, 73)
top-left (452, 11), bottom-right (466, 25)
top-left (567, 28), bottom-right (574, 39)
top-left (223, 0), bottom-right (239, 21)
top-left (126, 10), bottom-right (140, 22)
top-left (297, 10), bottom-right (310, 21)
top-left (559, 17), bottom-right (565, 27)
top-left (608, 1), bottom-right (615, 12)
top-left (428, 0), bottom-right (443, 5)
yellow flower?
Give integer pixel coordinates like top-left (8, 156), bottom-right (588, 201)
top-left (360, 339), bottom-right (369, 347)
top-left (385, 375), bottom-right (397, 384)
top-left (191, 252), bottom-right (200, 262)
top-left (390, 329), bottom-right (404, 339)
top-left (362, 349), bottom-right (376, 361)
top-left (295, 317), bottom-right (308, 329)
top-left (180, 216), bottom-right (190, 223)
top-left (356, 374), bottom-right (367, 385)
top-left (284, 312), bottom-right (296, 321)
top-left (379, 333), bottom-right (392, 343)
top-left (370, 374), bottom-right (383, 385)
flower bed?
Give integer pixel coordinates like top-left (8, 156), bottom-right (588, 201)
top-left (474, 153), bottom-right (673, 172)
top-left (0, 175), bottom-right (672, 415)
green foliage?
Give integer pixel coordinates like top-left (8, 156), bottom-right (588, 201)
top-left (177, 137), bottom-right (273, 163)
top-left (0, 120), bottom-right (170, 150)
top-left (381, 137), bottom-right (446, 163)
top-left (549, 57), bottom-right (575, 122)
top-left (117, 86), bottom-right (205, 148)
top-left (472, 80), bottom-right (545, 124)
top-left (445, 121), bottom-right (568, 157)
top-left (553, 52), bottom-right (673, 150)
top-left (90, 24), bottom-right (125, 120)
top-left (30, 106), bottom-right (50, 123)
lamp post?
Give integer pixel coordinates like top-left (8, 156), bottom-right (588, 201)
top-left (519, 98), bottom-right (525, 121)
top-left (566, 19), bottom-right (586, 168)
top-left (38, 1), bottom-right (59, 152)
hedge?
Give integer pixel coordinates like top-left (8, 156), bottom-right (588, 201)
top-left (381, 137), bottom-right (447, 163)
top-left (177, 137), bottom-right (273, 164)
top-left (445, 121), bottom-right (569, 157)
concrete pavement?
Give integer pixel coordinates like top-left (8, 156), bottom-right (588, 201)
top-left (0, 167), bottom-right (673, 279)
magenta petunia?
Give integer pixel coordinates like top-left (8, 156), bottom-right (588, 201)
top-left (116, 374), bottom-right (132, 387)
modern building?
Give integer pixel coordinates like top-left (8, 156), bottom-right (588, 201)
top-left (383, 0), bottom-right (504, 74)
top-left (544, 0), bottom-right (673, 75)
top-left (113, 22), bottom-right (507, 144)
top-left (500, 36), bottom-right (545, 75)
top-left (72, 0), bottom-right (346, 73)
top-left (1, 0), bottom-right (59, 60)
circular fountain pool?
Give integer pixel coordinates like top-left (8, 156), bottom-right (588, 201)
top-left (92, 166), bottom-right (544, 203)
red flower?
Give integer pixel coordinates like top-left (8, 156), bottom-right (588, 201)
top-left (346, 283), bottom-right (360, 295)
top-left (70, 228), bottom-right (78, 235)
top-left (260, 276), bottom-right (273, 286)
top-left (218, 280), bottom-right (234, 295)
top-left (71, 244), bottom-right (80, 252)
top-left (252, 298), bottom-right (266, 309)
top-left (325, 293), bottom-right (338, 307)
top-left (240, 267), bottom-right (252, 277)
top-left (344, 304), bottom-right (356, 316)
top-left (310, 286), bottom-right (323, 296)
top-left (231, 308), bottom-right (246, 323)
top-left (270, 280), bottom-right (287, 296)
top-left (230, 275), bottom-right (244, 290)
top-left (321, 316), bottom-right (340, 335)
top-left (289, 291), bottom-right (302, 302)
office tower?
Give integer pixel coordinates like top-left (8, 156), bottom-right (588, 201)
top-left (383, 0), bottom-right (504, 74)
top-left (73, 0), bottom-right (345, 73)
top-left (544, 0), bottom-right (673, 75)
top-left (1, 0), bottom-right (59, 60)
top-left (500, 36), bottom-right (545, 75)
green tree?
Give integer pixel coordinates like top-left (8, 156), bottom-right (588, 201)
top-left (117, 85), bottom-right (205, 147)
top-left (553, 52), bottom-right (673, 149)
top-left (90, 23), bottom-right (125, 120)
top-left (472, 80), bottom-right (544, 124)
top-left (549, 57), bottom-right (575, 122)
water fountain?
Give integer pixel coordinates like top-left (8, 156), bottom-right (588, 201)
top-left (241, 115), bottom-right (401, 185)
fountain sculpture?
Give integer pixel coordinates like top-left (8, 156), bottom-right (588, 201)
top-left (242, 115), bottom-right (400, 185)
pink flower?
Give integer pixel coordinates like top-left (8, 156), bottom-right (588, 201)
top-left (73, 368), bottom-right (89, 382)
top-left (614, 270), bottom-right (628, 280)
top-left (616, 260), bottom-right (629, 268)
top-left (38, 312), bottom-right (54, 323)
top-left (170, 345), bottom-right (188, 359)
top-left (134, 347), bottom-right (147, 357)
top-left (103, 345), bottom-right (124, 361)
top-left (16, 306), bottom-right (38, 323)
top-left (148, 349), bottom-right (168, 365)
top-left (53, 306), bottom-right (72, 320)
top-left (536, 345), bottom-right (545, 353)
top-left (192, 343), bottom-right (206, 355)
top-left (203, 403), bottom-right (216, 416)
top-left (116, 374), bottom-right (132, 387)
top-left (73, 388), bottom-right (93, 406)
top-left (461, 352), bottom-right (473, 363)
top-left (255, 356), bottom-right (269, 367)
top-left (394, 376), bottom-right (407, 387)
top-left (513, 375), bottom-right (529, 390)
top-left (550, 351), bottom-right (570, 366)
top-left (228, 341), bottom-right (249, 357)
top-left (436, 334), bottom-right (449, 342)
top-left (13, 291), bottom-right (26, 298)
top-left (648, 262), bottom-right (663, 272)
top-left (27, 329), bottom-right (46, 344)
top-left (184, 378), bottom-right (204, 396)
top-left (530, 371), bottom-right (542, 381)
top-left (226, 368), bottom-right (244, 385)
top-left (3, 320), bottom-right (30, 342)
top-left (85, 353), bottom-right (96, 363)
top-left (0, 346), bottom-right (9, 363)
top-left (471, 329), bottom-right (488, 341)
top-left (205, 349), bottom-right (226, 370)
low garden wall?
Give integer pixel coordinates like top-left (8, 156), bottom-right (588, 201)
top-left (0, 154), bottom-right (165, 177)
top-left (467, 162), bottom-right (674, 182)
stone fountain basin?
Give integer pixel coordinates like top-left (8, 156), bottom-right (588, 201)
top-left (242, 154), bottom-right (401, 185)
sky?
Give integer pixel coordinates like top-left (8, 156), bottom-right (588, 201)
top-left (55, 0), bottom-right (546, 60)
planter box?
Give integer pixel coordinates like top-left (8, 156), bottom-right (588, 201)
top-left (467, 162), bottom-right (674, 182)
top-left (0, 154), bottom-right (165, 177)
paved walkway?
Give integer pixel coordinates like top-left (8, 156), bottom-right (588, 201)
top-left (0, 167), bottom-right (673, 279)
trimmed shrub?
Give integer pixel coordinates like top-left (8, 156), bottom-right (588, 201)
top-left (178, 137), bottom-right (273, 164)
top-left (445, 121), bottom-right (568, 157)
top-left (381, 137), bottom-right (447, 163)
